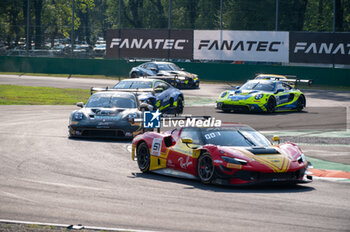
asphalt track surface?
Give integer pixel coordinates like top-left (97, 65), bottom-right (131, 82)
top-left (0, 75), bottom-right (350, 231)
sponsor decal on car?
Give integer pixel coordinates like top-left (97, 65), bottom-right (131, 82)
top-left (167, 159), bottom-right (175, 167)
top-left (214, 160), bottom-right (223, 164)
top-left (94, 115), bottom-right (121, 120)
top-left (151, 138), bottom-right (162, 156)
top-left (178, 156), bottom-right (193, 169)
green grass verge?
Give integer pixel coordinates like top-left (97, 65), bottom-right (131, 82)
top-left (0, 85), bottom-right (90, 105)
top-left (0, 72), bottom-right (123, 80)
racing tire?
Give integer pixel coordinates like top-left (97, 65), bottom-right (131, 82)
top-left (131, 72), bottom-right (139, 79)
top-left (296, 95), bottom-right (306, 112)
top-left (137, 142), bottom-right (150, 173)
top-left (176, 97), bottom-right (184, 115)
top-left (222, 109), bottom-right (231, 113)
top-left (197, 152), bottom-right (215, 184)
top-left (266, 97), bottom-right (276, 113)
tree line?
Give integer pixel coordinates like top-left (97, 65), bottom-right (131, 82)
top-left (1, 0), bottom-right (349, 49)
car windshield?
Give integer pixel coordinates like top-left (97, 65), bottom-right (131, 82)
top-left (200, 127), bottom-right (271, 147)
top-left (240, 81), bottom-right (275, 92)
top-left (86, 94), bottom-right (136, 108)
top-left (157, 63), bottom-right (181, 71)
top-left (113, 80), bottom-right (153, 89)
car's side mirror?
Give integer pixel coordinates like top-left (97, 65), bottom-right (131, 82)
top-left (76, 102), bottom-right (84, 108)
top-left (181, 138), bottom-right (193, 144)
top-left (276, 88), bottom-right (284, 94)
top-left (272, 136), bottom-right (280, 145)
top-left (150, 68), bottom-right (158, 72)
top-left (154, 87), bottom-right (163, 93)
top-left (181, 68), bottom-right (185, 71)
top-left (139, 102), bottom-right (154, 111)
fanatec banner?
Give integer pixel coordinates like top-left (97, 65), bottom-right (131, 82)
top-left (106, 29), bottom-right (193, 59)
top-left (193, 30), bottom-right (289, 62)
top-left (290, 32), bottom-right (350, 65)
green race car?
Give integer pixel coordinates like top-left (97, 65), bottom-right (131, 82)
top-left (216, 79), bottom-right (307, 113)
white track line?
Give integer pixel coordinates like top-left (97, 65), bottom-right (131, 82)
top-left (0, 219), bottom-right (158, 232)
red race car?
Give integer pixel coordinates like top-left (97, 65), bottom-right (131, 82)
top-left (131, 125), bottom-right (313, 186)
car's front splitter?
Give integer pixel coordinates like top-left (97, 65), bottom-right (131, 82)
top-left (176, 80), bottom-right (200, 89)
top-left (212, 166), bottom-right (312, 186)
top-left (68, 123), bottom-right (141, 138)
top-left (216, 102), bottom-right (265, 112)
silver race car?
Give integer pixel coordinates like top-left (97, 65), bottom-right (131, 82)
top-left (68, 91), bottom-right (151, 139)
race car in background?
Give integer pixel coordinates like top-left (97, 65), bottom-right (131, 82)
top-left (68, 91), bottom-right (149, 139)
top-left (129, 61), bottom-right (200, 88)
top-left (131, 125), bottom-right (312, 186)
top-left (112, 78), bottom-right (184, 114)
top-left (216, 78), bottom-right (310, 113)
top-left (254, 74), bottom-right (313, 88)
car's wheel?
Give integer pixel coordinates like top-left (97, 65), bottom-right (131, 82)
top-left (296, 95), bottom-right (305, 112)
top-left (222, 108), bottom-right (231, 113)
top-left (197, 152), bottom-right (215, 184)
top-left (176, 96), bottom-right (184, 114)
top-left (137, 142), bottom-right (150, 173)
top-left (266, 97), bottom-right (276, 113)
top-left (131, 72), bottom-right (139, 78)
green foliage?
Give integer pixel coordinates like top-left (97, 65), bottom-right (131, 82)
top-left (224, 0), bottom-right (276, 30)
top-left (0, 0), bottom-right (349, 47)
top-left (195, 0), bottom-right (220, 29)
top-left (42, 0), bottom-right (95, 39)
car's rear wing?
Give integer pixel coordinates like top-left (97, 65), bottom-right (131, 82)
top-left (279, 78), bottom-right (313, 86)
top-left (255, 73), bottom-right (297, 79)
top-left (128, 58), bottom-right (153, 63)
top-left (254, 74), bottom-right (313, 87)
top-left (142, 75), bottom-right (179, 80)
top-left (90, 87), bottom-right (155, 95)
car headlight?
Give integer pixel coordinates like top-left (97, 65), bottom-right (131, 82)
top-left (128, 113), bottom-right (138, 119)
top-left (220, 91), bottom-right (228, 98)
top-left (255, 94), bottom-right (264, 100)
top-left (221, 156), bottom-right (247, 165)
top-left (297, 153), bottom-right (306, 164)
top-left (73, 112), bottom-right (83, 120)
top-left (178, 76), bottom-right (186, 80)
